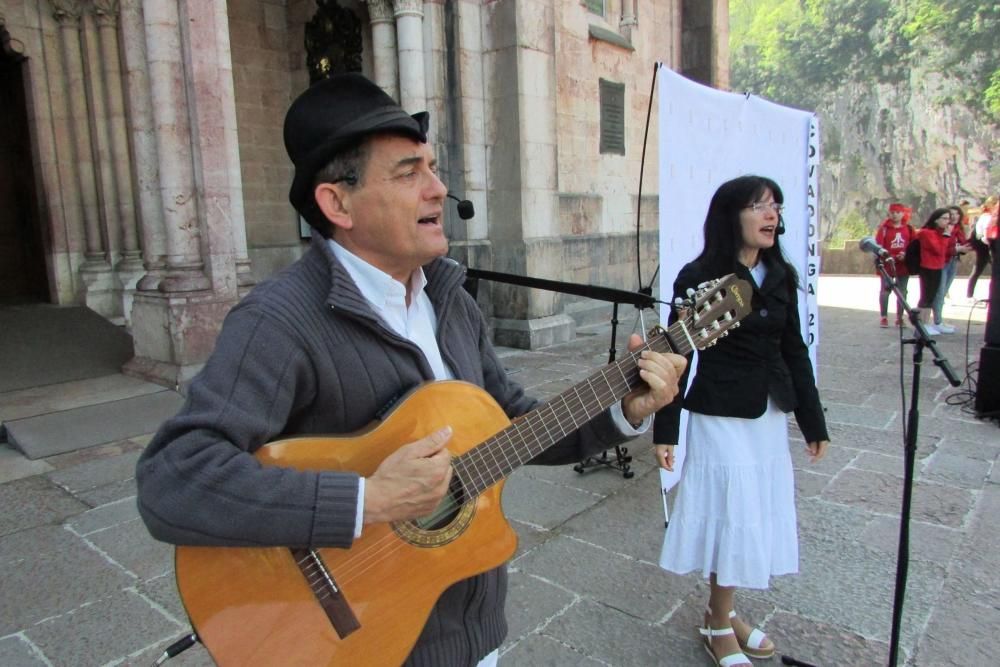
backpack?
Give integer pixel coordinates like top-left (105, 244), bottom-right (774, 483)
top-left (903, 237), bottom-right (921, 274)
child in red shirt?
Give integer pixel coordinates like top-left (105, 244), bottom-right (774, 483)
top-left (874, 203), bottom-right (914, 327)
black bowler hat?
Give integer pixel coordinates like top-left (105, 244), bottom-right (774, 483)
top-left (284, 73), bottom-right (429, 228)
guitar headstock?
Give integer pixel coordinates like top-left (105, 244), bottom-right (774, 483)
top-left (652, 274), bottom-right (753, 352)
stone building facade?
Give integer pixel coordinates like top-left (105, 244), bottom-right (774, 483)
top-left (0, 0), bottom-right (729, 388)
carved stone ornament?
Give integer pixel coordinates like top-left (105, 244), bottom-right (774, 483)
top-left (50, 0), bottom-right (84, 24)
top-left (392, 0), bottom-right (424, 18)
top-left (366, 0), bottom-right (394, 23)
top-left (305, 0), bottom-right (364, 84)
top-left (92, 0), bottom-right (120, 27)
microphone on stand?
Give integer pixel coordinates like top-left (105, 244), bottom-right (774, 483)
top-left (446, 193), bottom-right (475, 220)
top-left (859, 236), bottom-right (893, 261)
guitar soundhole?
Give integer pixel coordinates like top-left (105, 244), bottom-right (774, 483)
top-left (392, 478), bottom-right (475, 547)
top-left (413, 477), bottom-right (465, 530)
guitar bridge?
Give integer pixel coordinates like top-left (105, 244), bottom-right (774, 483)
top-left (291, 548), bottom-right (361, 639)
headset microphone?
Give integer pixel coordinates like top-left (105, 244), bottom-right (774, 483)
top-left (446, 193), bottom-right (475, 220)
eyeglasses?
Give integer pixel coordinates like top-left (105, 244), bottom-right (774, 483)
top-left (745, 202), bottom-right (783, 215)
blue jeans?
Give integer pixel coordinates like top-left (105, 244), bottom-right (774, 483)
top-left (933, 258), bottom-right (958, 324)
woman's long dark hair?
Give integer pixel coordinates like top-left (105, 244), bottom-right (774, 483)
top-left (693, 175), bottom-right (799, 291)
top-left (922, 208), bottom-right (951, 229)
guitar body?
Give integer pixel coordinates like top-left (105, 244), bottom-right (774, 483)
top-left (175, 381), bottom-right (519, 666)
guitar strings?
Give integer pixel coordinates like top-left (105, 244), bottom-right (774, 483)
top-left (325, 308), bottom-right (731, 586)
top-left (328, 337), bottom-right (671, 585)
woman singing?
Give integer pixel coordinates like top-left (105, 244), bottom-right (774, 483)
top-left (653, 175), bottom-right (829, 667)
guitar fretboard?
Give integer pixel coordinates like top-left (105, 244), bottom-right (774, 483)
top-left (452, 321), bottom-right (697, 498)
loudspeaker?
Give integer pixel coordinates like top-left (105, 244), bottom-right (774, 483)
top-left (975, 345), bottom-right (1000, 419)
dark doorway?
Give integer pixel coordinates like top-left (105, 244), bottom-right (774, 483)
top-left (1, 31), bottom-right (49, 304)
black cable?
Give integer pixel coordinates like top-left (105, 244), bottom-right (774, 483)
top-left (635, 62), bottom-right (660, 294)
top-left (943, 298), bottom-right (994, 417)
top-left (152, 632), bottom-right (198, 666)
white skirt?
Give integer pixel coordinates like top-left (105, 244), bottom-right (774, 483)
top-left (658, 398), bottom-right (798, 589)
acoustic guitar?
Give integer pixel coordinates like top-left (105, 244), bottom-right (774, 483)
top-left (175, 274), bottom-right (751, 665)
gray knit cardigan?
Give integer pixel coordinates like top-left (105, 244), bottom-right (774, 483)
top-left (136, 235), bottom-right (633, 666)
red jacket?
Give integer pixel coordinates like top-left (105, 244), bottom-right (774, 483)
top-left (874, 221), bottom-right (914, 276)
top-left (917, 226), bottom-right (949, 270)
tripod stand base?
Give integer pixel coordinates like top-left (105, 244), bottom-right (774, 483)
top-left (574, 445), bottom-right (634, 478)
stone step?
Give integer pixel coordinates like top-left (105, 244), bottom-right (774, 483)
top-left (4, 391), bottom-right (183, 459)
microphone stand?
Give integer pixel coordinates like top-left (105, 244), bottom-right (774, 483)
top-left (463, 268), bottom-right (657, 478)
top-left (874, 257), bottom-right (961, 666)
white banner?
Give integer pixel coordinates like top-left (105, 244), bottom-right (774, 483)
top-left (656, 65), bottom-right (820, 495)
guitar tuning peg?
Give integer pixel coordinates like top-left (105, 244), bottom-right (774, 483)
top-left (686, 288), bottom-right (696, 297)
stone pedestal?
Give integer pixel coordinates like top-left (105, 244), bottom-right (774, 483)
top-left (124, 291), bottom-right (235, 390)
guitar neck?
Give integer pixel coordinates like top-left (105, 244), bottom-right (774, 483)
top-left (454, 323), bottom-right (694, 498)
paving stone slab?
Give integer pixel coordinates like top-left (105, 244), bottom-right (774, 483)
top-left (24, 589), bottom-right (181, 667)
top-left (0, 373), bottom-right (166, 422)
top-left (914, 590), bottom-right (1000, 666)
top-left (511, 535), bottom-right (697, 624)
top-left (824, 402), bottom-right (898, 429)
top-left (766, 609), bottom-right (892, 667)
top-left (0, 475), bottom-right (88, 537)
top-left (47, 449), bottom-right (141, 494)
top-left (0, 443), bottom-right (53, 484)
top-left (858, 515), bottom-right (963, 567)
top-left (501, 632), bottom-right (605, 666)
top-left (503, 570), bottom-right (577, 647)
top-left (559, 467), bottom-right (668, 565)
top-left (502, 471), bottom-right (604, 530)
top-left (5, 391), bottom-right (182, 459)
top-left (918, 450), bottom-right (992, 489)
top-left (937, 433), bottom-right (1000, 462)
top-left (0, 636), bottom-right (47, 666)
top-left (0, 525), bottom-right (134, 635)
top-left (534, 598), bottom-right (671, 667)
top-left (825, 422), bottom-right (940, 458)
top-left (765, 518), bottom-right (943, 649)
top-left (822, 468), bottom-right (975, 527)
top-left (65, 496), bottom-right (140, 536)
top-left (76, 476), bottom-right (138, 508)
top-left (85, 516), bottom-right (175, 581)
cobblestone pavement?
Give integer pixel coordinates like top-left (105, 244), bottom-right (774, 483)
top-left (1, 280), bottom-right (997, 666)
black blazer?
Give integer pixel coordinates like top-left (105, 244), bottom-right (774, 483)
top-left (653, 256), bottom-right (829, 444)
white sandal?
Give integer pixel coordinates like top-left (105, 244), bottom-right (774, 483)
top-left (726, 609), bottom-right (775, 659)
top-left (701, 624), bottom-right (752, 667)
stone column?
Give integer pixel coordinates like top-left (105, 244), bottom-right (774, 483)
top-left (208, 0), bottom-right (254, 293)
top-left (620, 0), bottom-right (636, 42)
top-left (125, 0), bottom-right (243, 389)
top-left (483, 0), bottom-right (564, 348)
top-left (453, 0), bottom-right (488, 248)
top-left (93, 0), bottom-right (143, 275)
top-left (119, 0), bottom-right (167, 292)
top-left (392, 0), bottom-right (425, 113)
top-left (51, 0), bottom-right (106, 269)
top-left (367, 0), bottom-right (398, 100)
top-left (52, 0), bottom-right (118, 317)
top-left (141, 0), bottom-right (209, 292)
